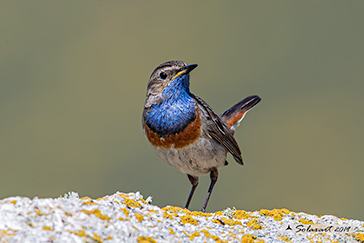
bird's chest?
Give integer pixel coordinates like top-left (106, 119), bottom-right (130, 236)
top-left (144, 102), bottom-right (202, 149)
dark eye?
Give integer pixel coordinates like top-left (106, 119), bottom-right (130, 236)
top-left (159, 71), bottom-right (167, 80)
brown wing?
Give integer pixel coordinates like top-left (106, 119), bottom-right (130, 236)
top-left (191, 94), bottom-right (243, 165)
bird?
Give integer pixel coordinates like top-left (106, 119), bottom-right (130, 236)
top-left (142, 60), bottom-right (261, 212)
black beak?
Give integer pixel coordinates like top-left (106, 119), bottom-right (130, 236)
top-left (183, 64), bottom-right (198, 74)
top-left (173, 64), bottom-right (198, 80)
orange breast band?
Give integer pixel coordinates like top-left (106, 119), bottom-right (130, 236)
top-left (144, 110), bottom-right (202, 149)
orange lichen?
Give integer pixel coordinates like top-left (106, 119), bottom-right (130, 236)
top-left (120, 208), bottom-right (130, 216)
top-left (122, 197), bottom-right (142, 208)
top-left (163, 211), bottom-right (174, 219)
top-left (137, 236), bottom-right (157, 243)
top-left (162, 206), bottom-right (189, 214)
top-left (169, 228), bottom-right (175, 235)
top-left (354, 233), bottom-right (364, 242)
top-left (201, 229), bottom-right (226, 243)
top-left (83, 201), bottom-right (97, 205)
top-left (241, 234), bottom-right (264, 243)
top-left (80, 196), bottom-right (92, 200)
top-left (149, 209), bottom-right (158, 214)
top-left (43, 226), bottom-right (52, 231)
top-left (189, 231), bottom-right (200, 240)
top-left (82, 209), bottom-right (111, 221)
top-left (278, 235), bottom-right (291, 242)
top-left (180, 215), bottom-right (198, 225)
top-left (74, 230), bottom-right (87, 237)
top-left (191, 211), bottom-right (212, 217)
top-left (213, 217), bottom-right (242, 226)
top-left (214, 211), bottom-right (224, 216)
top-left (247, 219), bottom-right (263, 230)
top-left (298, 218), bottom-right (314, 224)
top-left (92, 233), bottom-right (102, 243)
top-left (259, 209), bottom-right (290, 221)
top-left (234, 210), bottom-right (254, 220)
top-left (1, 230), bottom-right (16, 236)
top-left (135, 213), bottom-right (144, 222)
top-left (144, 110), bottom-right (201, 149)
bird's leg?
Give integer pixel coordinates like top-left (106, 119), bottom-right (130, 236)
top-left (185, 174), bottom-right (199, 209)
top-left (201, 167), bottom-right (218, 212)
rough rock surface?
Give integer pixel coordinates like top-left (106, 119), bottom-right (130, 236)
top-left (0, 192), bottom-right (363, 242)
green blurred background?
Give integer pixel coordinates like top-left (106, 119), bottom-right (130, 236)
top-left (1, 1), bottom-right (363, 220)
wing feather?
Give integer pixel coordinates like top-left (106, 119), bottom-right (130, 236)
top-left (191, 94), bottom-right (243, 165)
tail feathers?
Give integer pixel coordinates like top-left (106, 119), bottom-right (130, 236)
top-left (220, 95), bottom-right (261, 133)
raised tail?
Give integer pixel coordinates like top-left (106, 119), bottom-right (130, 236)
top-left (220, 95), bottom-right (261, 134)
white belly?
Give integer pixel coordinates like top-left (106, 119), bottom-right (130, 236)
top-left (152, 135), bottom-right (227, 177)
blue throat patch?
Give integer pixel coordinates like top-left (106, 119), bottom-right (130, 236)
top-left (145, 75), bottom-right (196, 135)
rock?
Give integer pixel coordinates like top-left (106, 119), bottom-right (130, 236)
top-left (0, 192), bottom-right (363, 242)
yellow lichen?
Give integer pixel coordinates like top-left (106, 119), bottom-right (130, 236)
top-left (10, 200), bottom-right (17, 205)
top-left (162, 206), bottom-right (188, 214)
top-left (92, 233), bottom-right (102, 243)
top-left (298, 218), bottom-right (314, 224)
top-left (74, 230), bottom-right (87, 237)
top-left (1, 230), bottom-right (16, 236)
top-left (247, 219), bottom-right (263, 230)
top-left (83, 200), bottom-right (97, 205)
top-left (259, 209), bottom-right (290, 221)
top-left (120, 208), bottom-right (130, 216)
top-left (222, 216), bottom-right (242, 226)
top-left (80, 196), bottom-right (92, 200)
top-left (278, 235), bottom-right (291, 242)
top-left (213, 217), bottom-right (242, 226)
top-left (163, 211), bottom-right (174, 219)
top-left (169, 228), bottom-right (175, 235)
top-left (201, 229), bottom-right (226, 243)
top-left (189, 231), bottom-right (200, 240)
top-left (82, 209), bottom-right (111, 221)
top-left (180, 215), bottom-right (198, 225)
top-left (149, 209), bottom-right (158, 214)
top-left (122, 197), bottom-right (142, 208)
top-left (354, 233), bottom-right (364, 242)
top-left (135, 213), bottom-right (144, 222)
top-left (234, 210), bottom-right (254, 220)
top-left (214, 211), bottom-right (224, 216)
top-left (191, 211), bottom-right (212, 217)
top-left (137, 236), bottom-right (157, 243)
top-left (43, 226), bottom-right (52, 231)
top-left (241, 234), bottom-right (264, 243)
top-left (139, 198), bottom-right (147, 204)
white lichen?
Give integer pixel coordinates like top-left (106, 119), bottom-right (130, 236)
top-left (145, 196), bottom-right (153, 204)
top-left (223, 206), bottom-right (236, 218)
top-left (59, 191), bottom-right (79, 199)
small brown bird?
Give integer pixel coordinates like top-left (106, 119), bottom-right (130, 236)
top-left (142, 61), bottom-right (261, 212)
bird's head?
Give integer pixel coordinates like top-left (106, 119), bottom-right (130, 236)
top-left (144, 61), bottom-right (198, 108)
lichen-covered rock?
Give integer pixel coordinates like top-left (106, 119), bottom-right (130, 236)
top-left (0, 192), bottom-right (363, 242)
